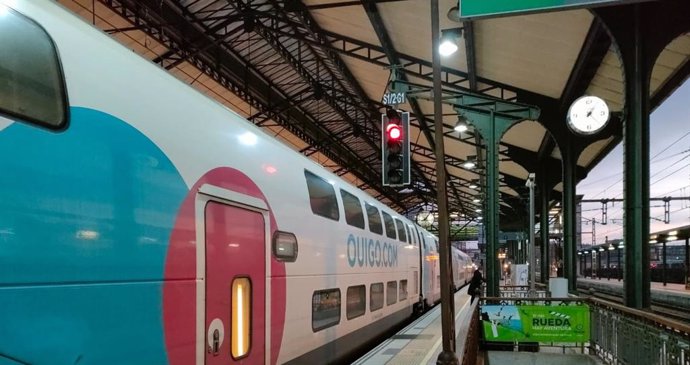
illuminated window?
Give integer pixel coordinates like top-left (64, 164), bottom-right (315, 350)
top-left (312, 289), bottom-right (341, 331)
top-left (0, 8), bottom-right (67, 129)
top-left (370, 283), bottom-right (384, 311)
top-left (386, 281), bottom-right (397, 305)
top-left (231, 278), bottom-right (251, 359)
top-left (346, 285), bottom-right (366, 320)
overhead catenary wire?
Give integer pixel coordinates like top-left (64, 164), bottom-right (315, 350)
top-left (587, 133), bottom-right (690, 199)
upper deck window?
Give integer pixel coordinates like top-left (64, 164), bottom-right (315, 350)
top-left (0, 8), bottom-right (68, 129)
top-left (381, 211), bottom-right (396, 239)
top-left (340, 189), bottom-right (364, 229)
top-left (304, 170), bottom-right (339, 221)
top-left (394, 218), bottom-right (407, 243)
top-left (407, 225), bottom-right (416, 246)
top-left (365, 203), bottom-right (383, 235)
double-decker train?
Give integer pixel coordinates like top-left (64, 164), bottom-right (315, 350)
top-left (0, 1), bottom-right (473, 364)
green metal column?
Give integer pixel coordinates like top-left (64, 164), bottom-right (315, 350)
top-left (469, 111), bottom-right (509, 296)
top-left (617, 248), bottom-right (622, 281)
top-left (622, 4), bottom-right (651, 309)
top-left (486, 109), bottom-right (501, 296)
top-left (662, 242), bottom-right (667, 286)
top-left (539, 172), bottom-right (550, 283)
top-left (454, 98), bottom-right (539, 297)
top-left (606, 249), bottom-right (611, 280)
top-left (562, 139), bottom-right (578, 292)
top-left (685, 238), bottom-right (690, 289)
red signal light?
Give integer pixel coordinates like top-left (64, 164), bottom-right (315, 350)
top-left (386, 123), bottom-right (402, 141)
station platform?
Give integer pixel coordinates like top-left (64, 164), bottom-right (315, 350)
top-left (353, 288), bottom-right (475, 364)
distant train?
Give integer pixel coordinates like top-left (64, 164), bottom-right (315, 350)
top-left (0, 1), bottom-right (473, 364)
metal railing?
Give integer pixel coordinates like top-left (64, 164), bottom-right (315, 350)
top-left (499, 285), bottom-right (549, 298)
top-left (471, 295), bottom-right (690, 364)
top-left (462, 304), bottom-right (480, 365)
top-left (590, 297), bottom-right (690, 364)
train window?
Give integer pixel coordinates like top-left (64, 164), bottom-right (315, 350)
top-left (365, 203), bottom-right (383, 235)
top-left (304, 170), bottom-right (340, 221)
top-left (394, 218), bottom-right (407, 243)
top-left (0, 8), bottom-right (68, 129)
top-left (414, 226), bottom-right (422, 245)
top-left (386, 281), bottom-right (397, 305)
top-left (399, 280), bottom-right (408, 300)
top-left (407, 225), bottom-right (416, 246)
top-left (413, 272), bottom-right (418, 295)
top-left (381, 212), bottom-right (397, 239)
top-left (346, 285), bottom-right (366, 320)
top-left (370, 283), bottom-right (384, 311)
top-left (312, 289), bottom-right (341, 332)
top-left (231, 278), bottom-right (251, 359)
top-left (272, 231), bottom-right (298, 262)
top-left (340, 190), bottom-right (365, 229)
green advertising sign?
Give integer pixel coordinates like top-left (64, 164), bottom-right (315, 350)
top-left (481, 304), bottom-right (590, 342)
top-left (459, 0), bottom-right (649, 20)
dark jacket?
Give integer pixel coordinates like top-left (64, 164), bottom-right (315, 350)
top-left (468, 270), bottom-right (484, 294)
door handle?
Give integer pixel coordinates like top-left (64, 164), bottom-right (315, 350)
top-left (212, 329), bottom-right (220, 356)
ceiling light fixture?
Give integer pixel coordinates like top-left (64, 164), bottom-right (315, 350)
top-left (439, 28), bottom-right (463, 56)
top-left (463, 155), bottom-right (476, 169)
top-left (454, 114), bottom-right (468, 132)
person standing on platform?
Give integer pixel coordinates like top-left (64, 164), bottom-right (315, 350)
top-left (468, 269), bottom-right (485, 304)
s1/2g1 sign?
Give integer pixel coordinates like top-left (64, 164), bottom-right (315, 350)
top-left (382, 92), bottom-right (406, 105)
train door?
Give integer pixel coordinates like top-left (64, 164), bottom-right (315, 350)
top-left (201, 186), bottom-right (268, 365)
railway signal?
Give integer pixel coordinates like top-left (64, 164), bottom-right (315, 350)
top-left (382, 109), bottom-right (410, 186)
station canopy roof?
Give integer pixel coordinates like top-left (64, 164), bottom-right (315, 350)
top-left (60, 0), bottom-right (690, 232)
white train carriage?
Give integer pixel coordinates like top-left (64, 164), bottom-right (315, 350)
top-left (0, 1), bottom-right (473, 364)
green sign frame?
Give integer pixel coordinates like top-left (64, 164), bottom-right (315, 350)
top-left (459, 0), bottom-right (653, 20)
top-left (481, 304), bottom-right (590, 342)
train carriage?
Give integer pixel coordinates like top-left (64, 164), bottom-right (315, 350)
top-left (0, 1), bottom-right (472, 364)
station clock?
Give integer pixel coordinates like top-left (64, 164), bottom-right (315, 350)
top-left (566, 95), bottom-right (610, 135)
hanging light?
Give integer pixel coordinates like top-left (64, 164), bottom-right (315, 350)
top-left (454, 114), bottom-right (468, 132)
top-left (463, 155), bottom-right (476, 169)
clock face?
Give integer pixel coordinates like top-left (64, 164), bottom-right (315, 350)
top-left (567, 96), bottom-right (610, 135)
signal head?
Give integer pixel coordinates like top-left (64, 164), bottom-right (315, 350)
top-left (386, 123), bottom-right (403, 141)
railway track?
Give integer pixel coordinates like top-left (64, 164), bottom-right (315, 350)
top-left (578, 285), bottom-right (690, 323)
